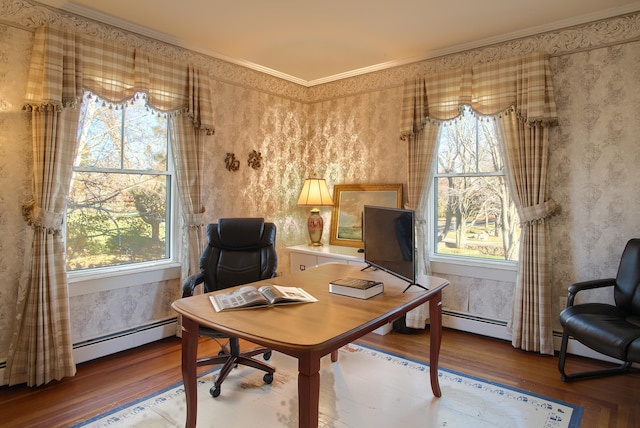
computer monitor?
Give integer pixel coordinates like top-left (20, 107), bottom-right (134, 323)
top-left (363, 205), bottom-right (415, 286)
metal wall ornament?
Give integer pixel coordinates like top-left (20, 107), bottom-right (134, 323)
top-left (248, 150), bottom-right (262, 170)
top-left (225, 153), bottom-right (240, 171)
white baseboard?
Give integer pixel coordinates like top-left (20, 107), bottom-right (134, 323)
top-left (551, 332), bottom-right (622, 364)
top-left (0, 313), bottom-right (626, 386)
top-left (442, 311), bottom-right (512, 341)
top-left (73, 318), bottom-right (178, 364)
top-left (441, 311), bottom-right (623, 364)
top-left (0, 319), bottom-right (178, 386)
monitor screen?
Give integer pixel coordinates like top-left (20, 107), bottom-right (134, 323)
top-left (363, 205), bottom-right (415, 284)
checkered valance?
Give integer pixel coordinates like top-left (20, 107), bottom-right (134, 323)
top-left (24, 25), bottom-right (214, 134)
top-left (400, 52), bottom-right (557, 139)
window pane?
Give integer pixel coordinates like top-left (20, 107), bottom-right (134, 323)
top-left (75, 98), bottom-right (122, 169)
top-left (435, 175), bottom-right (519, 260)
top-left (68, 91), bottom-right (173, 272)
top-left (123, 97), bottom-right (168, 171)
top-left (437, 108), bottom-right (501, 174)
top-left (437, 120), bottom-right (476, 174)
top-left (66, 172), bottom-right (169, 270)
top-left (433, 106), bottom-right (519, 262)
top-left (476, 119), bottom-right (501, 173)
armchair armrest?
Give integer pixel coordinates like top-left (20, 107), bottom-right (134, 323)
top-left (566, 278), bottom-right (616, 306)
top-left (182, 272), bottom-right (205, 298)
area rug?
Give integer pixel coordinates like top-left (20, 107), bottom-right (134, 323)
top-left (74, 344), bottom-right (582, 428)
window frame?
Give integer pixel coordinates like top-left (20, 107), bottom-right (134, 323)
top-left (427, 109), bottom-right (519, 270)
top-left (66, 92), bottom-right (181, 283)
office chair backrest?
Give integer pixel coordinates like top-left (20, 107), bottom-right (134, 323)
top-left (199, 218), bottom-right (278, 292)
top-left (614, 238), bottom-right (640, 315)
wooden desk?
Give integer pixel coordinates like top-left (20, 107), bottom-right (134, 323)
top-left (172, 263), bottom-right (449, 428)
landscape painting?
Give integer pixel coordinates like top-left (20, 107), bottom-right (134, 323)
top-left (330, 184), bottom-right (402, 247)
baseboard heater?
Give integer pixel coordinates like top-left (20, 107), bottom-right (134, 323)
top-left (442, 310), bottom-right (512, 341)
top-left (73, 317), bottom-right (178, 364)
top-left (0, 313), bottom-right (624, 378)
top-left (442, 310), bottom-right (623, 363)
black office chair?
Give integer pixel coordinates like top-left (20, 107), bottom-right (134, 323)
top-left (558, 238), bottom-right (640, 381)
top-left (182, 218), bottom-right (278, 397)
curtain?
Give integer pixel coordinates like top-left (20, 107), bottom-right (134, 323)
top-left (4, 107), bottom-right (80, 386)
top-left (169, 113), bottom-right (206, 282)
top-left (5, 24), bottom-right (214, 386)
top-left (500, 114), bottom-right (557, 354)
top-left (398, 52), bottom-right (558, 353)
top-left (399, 77), bottom-right (440, 328)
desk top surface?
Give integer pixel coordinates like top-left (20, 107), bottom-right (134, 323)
top-left (172, 263), bottom-right (448, 356)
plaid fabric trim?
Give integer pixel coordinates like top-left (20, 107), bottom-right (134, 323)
top-left (24, 25), bottom-right (215, 134)
top-left (399, 52), bottom-right (557, 138)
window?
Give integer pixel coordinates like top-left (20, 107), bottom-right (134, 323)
top-left (66, 91), bottom-right (174, 271)
top-left (432, 106), bottom-right (519, 262)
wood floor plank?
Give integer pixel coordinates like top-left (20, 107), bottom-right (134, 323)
top-left (0, 328), bottom-right (638, 427)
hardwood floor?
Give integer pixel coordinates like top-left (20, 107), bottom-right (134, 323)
top-left (0, 328), bottom-right (638, 427)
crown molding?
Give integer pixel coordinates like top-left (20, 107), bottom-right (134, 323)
top-left (27, 0), bottom-right (640, 87)
top-left (50, 1), bottom-right (315, 86)
top-left (305, 2), bottom-right (640, 87)
top-left (3, 0), bottom-right (640, 102)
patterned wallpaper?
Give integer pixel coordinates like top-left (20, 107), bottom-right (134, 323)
top-left (1, 0), bottom-right (640, 362)
top-left (548, 43), bottom-right (640, 326)
top-left (0, 24), bottom-right (34, 358)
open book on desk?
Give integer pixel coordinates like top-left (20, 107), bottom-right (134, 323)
top-left (210, 284), bottom-right (318, 312)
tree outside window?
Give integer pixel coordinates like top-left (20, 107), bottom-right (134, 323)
top-left (434, 106), bottom-right (519, 261)
top-left (66, 91), bottom-right (172, 271)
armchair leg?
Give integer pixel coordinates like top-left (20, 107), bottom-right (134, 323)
top-left (558, 329), bottom-right (633, 381)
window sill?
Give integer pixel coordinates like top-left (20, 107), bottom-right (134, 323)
top-left (430, 256), bottom-right (517, 282)
top-left (68, 262), bottom-right (182, 297)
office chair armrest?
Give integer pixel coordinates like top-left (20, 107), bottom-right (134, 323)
top-left (566, 278), bottom-right (616, 306)
top-left (182, 272), bottom-right (205, 298)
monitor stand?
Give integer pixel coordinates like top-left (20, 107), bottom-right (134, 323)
top-left (361, 265), bottom-right (429, 293)
top-left (402, 283), bottom-right (429, 293)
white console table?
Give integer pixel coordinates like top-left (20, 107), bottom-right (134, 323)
top-left (287, 244), bottom-right (392, 335)
top-left (287, 244), bottom-right (367, 273)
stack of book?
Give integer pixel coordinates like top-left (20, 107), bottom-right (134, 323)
top-left (329, 277), bottom-right (384, 299)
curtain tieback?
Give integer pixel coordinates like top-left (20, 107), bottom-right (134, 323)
top-left (519, 199), bottom-right (559, 224)
top-left (22, 200), bottom-right (64, 233)
top-left (184, 211), bottom-right (204, 229)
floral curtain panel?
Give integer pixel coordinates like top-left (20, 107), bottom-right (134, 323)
top-left (399, 52), bottom-right (558, 353)
top-left (5, 24), bottom-right (213, 386)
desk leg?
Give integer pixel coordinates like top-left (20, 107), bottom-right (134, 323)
top-left (429, 290), bottom-right (443, 397)
top-left (297, 355), bottom-right (321, 428)
top-left (181, 317), bottom-right (198, 428)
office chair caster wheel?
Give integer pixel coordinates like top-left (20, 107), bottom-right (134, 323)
top-left (263, 373), bottom-right (274, 384)
top-left (264, 351), bottom-right (272, 360)
top-left (210, 385), bottom-right (221, 398)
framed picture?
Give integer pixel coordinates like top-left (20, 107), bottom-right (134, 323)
top-left (329, 184), bottom-right (403, 247)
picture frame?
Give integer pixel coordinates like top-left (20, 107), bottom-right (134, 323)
top-left (329, 184), bottom-right (403, 247)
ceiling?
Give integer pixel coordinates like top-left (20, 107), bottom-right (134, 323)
top-left (35, 0), bottom-right (640, 86)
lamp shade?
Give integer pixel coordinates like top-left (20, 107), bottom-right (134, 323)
top-left (297, 178), bottom-right (334, 207)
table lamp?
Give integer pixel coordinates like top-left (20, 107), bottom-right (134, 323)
top-left (297, 178), bottom-right (334, 246)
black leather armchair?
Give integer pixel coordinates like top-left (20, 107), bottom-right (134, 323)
top-left (182, 218), bottom-right (278, 397)
top-left (558, 238), bottom-right (640, 381)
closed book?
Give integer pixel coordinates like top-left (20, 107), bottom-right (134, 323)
top-left (329, 277), bottom-right (384, 299)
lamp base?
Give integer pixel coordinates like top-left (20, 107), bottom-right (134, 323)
top-left (307, 208), bottom-right (324, 246)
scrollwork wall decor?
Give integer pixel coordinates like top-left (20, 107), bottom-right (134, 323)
top-left (248, 150), bottom-right (262, 170)
top-left (225, 153), bottom-right (239, 171)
